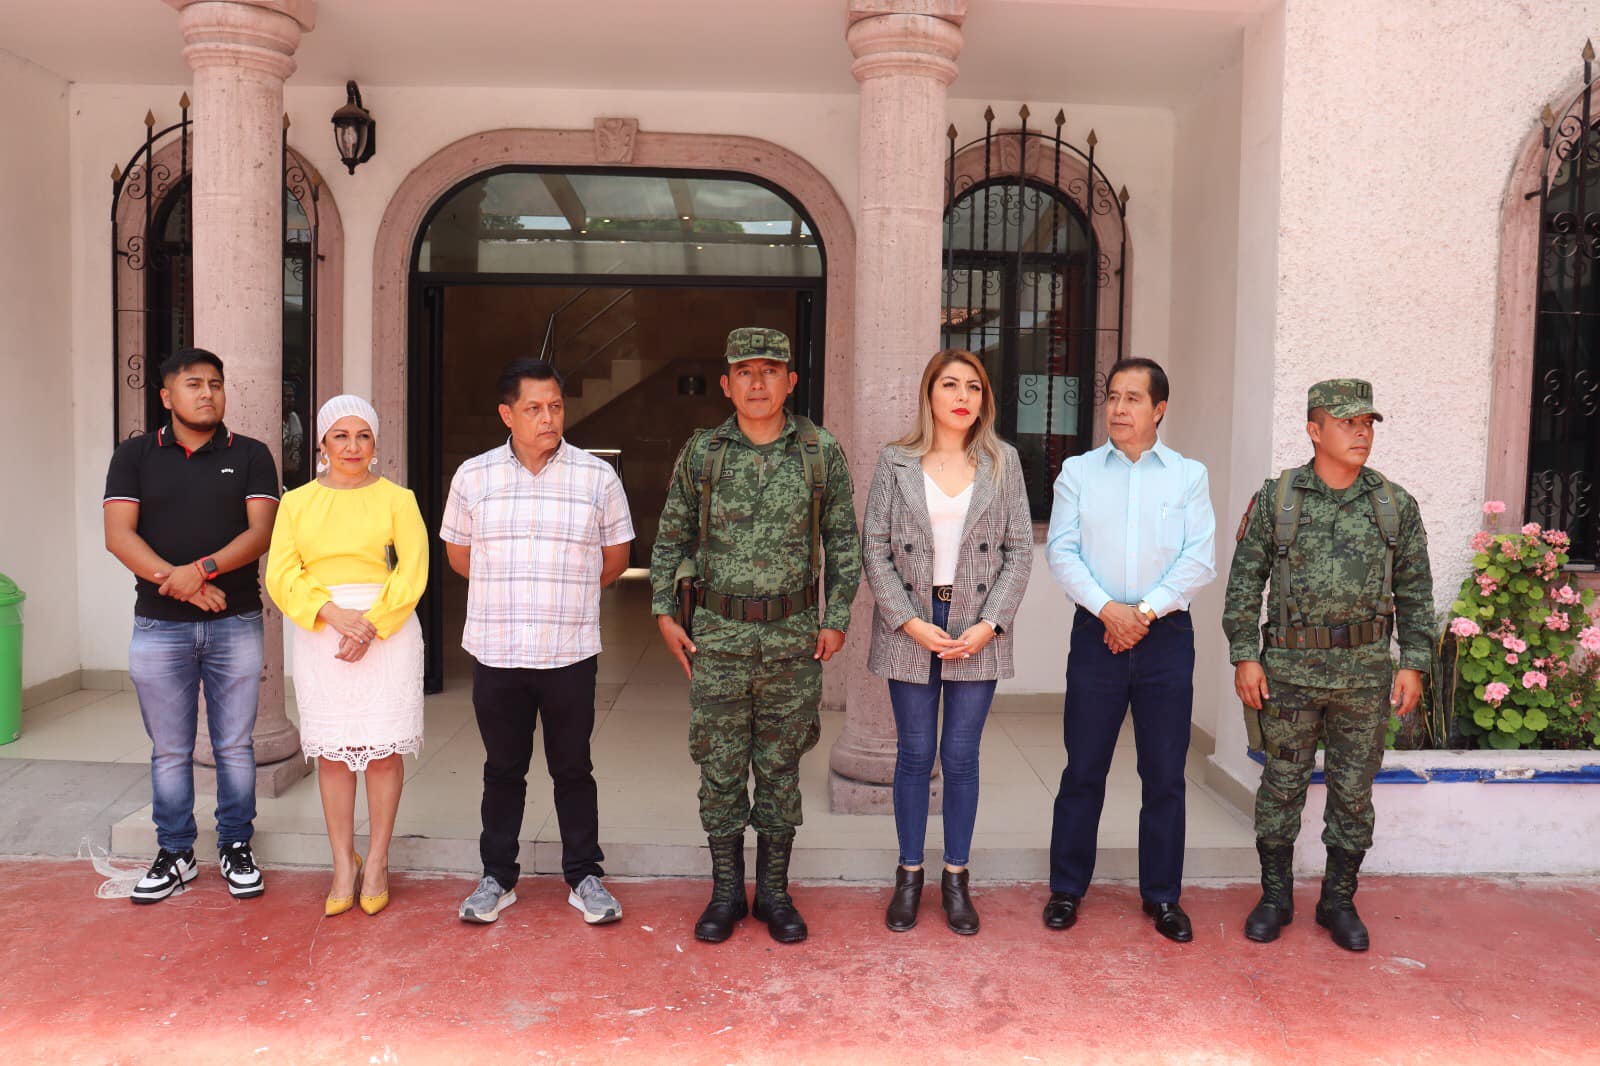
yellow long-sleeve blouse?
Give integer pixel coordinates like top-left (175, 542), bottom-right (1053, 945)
top-left (265, 477), bottom-right (429, 640)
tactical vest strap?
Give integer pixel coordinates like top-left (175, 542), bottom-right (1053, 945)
top-left (1270, 467), bottom-right (1403, 639)
top-left (1261, 615), bottom-right (1391, 650)
top-left (693, 417), bottom-right (827, 592)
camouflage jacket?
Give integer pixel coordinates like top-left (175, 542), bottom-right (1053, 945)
top-left (1222, 462), bottom-right (1435, 688)
top-left (649, 413), bottom-right (862, 657)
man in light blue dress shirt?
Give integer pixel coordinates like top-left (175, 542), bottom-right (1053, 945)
top-left (1042, 358), bottom-right (1216, 943)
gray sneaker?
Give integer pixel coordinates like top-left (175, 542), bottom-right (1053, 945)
top-left (567, 874), bottom-right (622, 925)
top-left (458, 875), bottom-right (516, 924)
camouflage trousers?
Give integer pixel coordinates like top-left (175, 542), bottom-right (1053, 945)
top-left (1255, 680), bottom-right (1389, 851)
top-left (688, 648), bottom-right (822, 838)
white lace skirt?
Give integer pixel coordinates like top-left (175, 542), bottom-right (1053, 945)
top-left (292, 583), bottom-right (424, 772)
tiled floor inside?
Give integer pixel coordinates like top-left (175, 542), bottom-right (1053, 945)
top-left (4, 573), bottom-right (1254, 880)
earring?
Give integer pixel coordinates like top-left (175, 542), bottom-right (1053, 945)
top-left (369, 457), bottom-right (379, 471)
top-left (316, 452), bottom-right (329, 473)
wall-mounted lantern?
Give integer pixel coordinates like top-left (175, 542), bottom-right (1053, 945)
top-left (331, 80), bottom-right (375, 174)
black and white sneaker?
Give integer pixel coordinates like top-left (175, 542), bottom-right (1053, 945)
top-left (218, 841), bottom-right (265, 899)
top-left (131, 848), bottom-right (198, 905)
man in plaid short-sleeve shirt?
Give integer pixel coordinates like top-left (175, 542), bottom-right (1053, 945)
top-left (441, 359), bottom-right (634, 927)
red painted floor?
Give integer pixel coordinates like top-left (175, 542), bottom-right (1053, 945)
top-left (3, 860), bottom-right (1598, 1064)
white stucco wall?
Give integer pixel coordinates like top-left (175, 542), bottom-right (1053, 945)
top-left (0, 52), bottom-right (78, 691)
top-left (1162, 55), bottom-right (1244, 741)
top-left (1273, 0), bottom-right (1598, 597)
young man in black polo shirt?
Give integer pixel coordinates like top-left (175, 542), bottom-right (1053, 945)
top-left (104, 349), bottom-right (280, 904)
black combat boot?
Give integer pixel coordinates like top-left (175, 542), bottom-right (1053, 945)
top-left (752, 833), bottom-right (808, 943)
top-left (1315, 846), bottom-right (1370, 952)
top-left (885, 866), bottom-right (924, 932)
top-left (1244, 841), bottom-right (1296, 943)
top-left (693, 834), bottom-right (748, 943)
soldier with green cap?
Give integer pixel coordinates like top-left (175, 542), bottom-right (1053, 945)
top-left (1222, 378), bottom-right (1434, 952)
top-left (650, 326), bottom-right (861, 945)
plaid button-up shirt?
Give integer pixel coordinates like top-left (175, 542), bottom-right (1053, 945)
top-left (441, 439), bottom-right (634, 669)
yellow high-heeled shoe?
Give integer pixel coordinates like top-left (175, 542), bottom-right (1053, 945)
top-left (324, 853), bottom-right (363, 917)
top-left (359, 863), bottom-right (389, 916)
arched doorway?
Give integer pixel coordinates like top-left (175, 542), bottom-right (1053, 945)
top-left (405, 163), bottom-right (831, 691)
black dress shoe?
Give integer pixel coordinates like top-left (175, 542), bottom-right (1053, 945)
top-left (1042, 892), bottom-right (1081, 930)
top-left (1142, 900), bottom-right (1194, 943)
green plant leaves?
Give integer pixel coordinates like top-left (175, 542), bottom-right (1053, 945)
top-left (1498, 708), bottom-right (1523, 732)
top-left (1473, 706), bottom-right (1496, 729)
top-left (1470, 636), bottom-right (1491, 659)
top-left (1524, 708), bottom-right (1549, 731)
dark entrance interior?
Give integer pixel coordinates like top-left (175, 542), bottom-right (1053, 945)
top-left (410, 281), bottom-right (820, 690)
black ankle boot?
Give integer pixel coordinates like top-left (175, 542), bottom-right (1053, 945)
top-left (693, 834), bottom-right (748, 943)
top-left (752, 833), bottom-right (807, 943)
top-left (885, 866), bottom-right (924, 932)
top-left (1244, 841), bottom-right (1296, 943)
top-left (1315, 846), bottom-right (1370, 952)
top-left (941, 868), bottom-right (979, 935)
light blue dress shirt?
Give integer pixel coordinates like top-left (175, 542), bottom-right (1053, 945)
top-left (1046, 439), bottom-right (1217, 618)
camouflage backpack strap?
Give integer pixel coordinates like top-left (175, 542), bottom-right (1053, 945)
top-left (792, 414), bottom-right (826, 580)
top-left (695, 429), bottom-right (731, 585)
top-left (1367, 473), bottom-right (1401, 617)
top-left (1271, 469), bottom-right (1306, 631)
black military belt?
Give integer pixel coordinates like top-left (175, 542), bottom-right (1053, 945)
top-left (932, 585), bottom-right (954, 602)
top-left (695, 581), bottom-right (819, 623)
top-left (1262, 615), bottom-right (1391, 650)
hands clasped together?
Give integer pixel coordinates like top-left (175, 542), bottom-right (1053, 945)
top-left (902, 616), bottom-right (995, 661)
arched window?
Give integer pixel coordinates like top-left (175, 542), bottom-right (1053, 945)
top-left (941, 114), bottom-right (1130, 520)
top-left (111, 102), bottom-right (343, 491)
top-left (1490, 50), bottom-right (1600, 571)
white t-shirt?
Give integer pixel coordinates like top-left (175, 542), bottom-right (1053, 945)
top-left (925, 471), bottom-right (973, 586)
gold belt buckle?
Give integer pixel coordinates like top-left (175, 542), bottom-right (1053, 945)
top-left (934, 585), bottom-right (954, 602)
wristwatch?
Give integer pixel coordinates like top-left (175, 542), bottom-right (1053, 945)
top-left (982, 618), bottom-right (1004, 635)
top-left (196, 557), bottom-right (220, 581)
top-left (1136, 600), bottom-right (1156, 623)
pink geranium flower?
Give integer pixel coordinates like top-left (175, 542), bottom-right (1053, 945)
top-left (1522, 522), bottom-right (1542, 536)
top-left (1546, 612), bottom-right (1571, 632)
top-left (1484, 501), bottom-right (1507, 516)
top-left (1580, 626), bottom-right (1600, 654)
top-left (1506, 653), bottom-right (1519, 665)
top-left (1485, 681), bottom-right (1511, 705)
top-left (1503, 636), bottom-right (1528, 654)
top-left (1470, 531), bottom-right (1494, 553)
top-left (1522, 670), bottom-right (1548, 690)
top-left (1556, 585), bottom-right (1582, 606)
top-left (1476, 574), bottom-right (1499, 595)
top-left (1449, 617), bottom-right (1481, 638)
top-left (1543, 529), bottom-right (1571, 549)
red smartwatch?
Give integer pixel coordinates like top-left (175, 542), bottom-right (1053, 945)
top-left (195, 557), bottom-right (220, 581)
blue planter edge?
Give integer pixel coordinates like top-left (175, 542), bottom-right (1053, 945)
top-left (1245, 748), bottom-right (1600, 785)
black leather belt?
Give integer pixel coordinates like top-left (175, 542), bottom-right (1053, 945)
top-left (695, 581), bottom-right (819, 623)
top-left (933, 585), bottom-right (954, 602)
top-left (1262, 615), bottom-right (1391, 650)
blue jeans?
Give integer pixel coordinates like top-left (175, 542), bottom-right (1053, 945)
top-left (888, 597), bottom-right (997, 867)
top-left (1049, 607), bottom-right (1195, 904)
top-left (127, 612), bottom-right (264, 852)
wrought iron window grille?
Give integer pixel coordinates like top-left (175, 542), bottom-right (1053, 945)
top-left (110, 100), bottom-right (322, 490)
top-left (1531, 42), bottom-right (1600, 565)
top-left (942, 106), bottom-right (1129, 520)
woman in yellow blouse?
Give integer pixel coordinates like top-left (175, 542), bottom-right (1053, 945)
top-left (266, 395), bottom-right (427, 917)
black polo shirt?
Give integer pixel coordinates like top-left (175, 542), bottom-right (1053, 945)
top-left (103, 422), bottom-right (279, 622)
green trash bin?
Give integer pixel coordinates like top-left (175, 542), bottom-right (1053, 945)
top-left (0, 573), bottom-right (23, 745)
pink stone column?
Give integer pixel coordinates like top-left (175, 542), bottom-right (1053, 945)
top-left (166, 0), bottom-right (316, 796)
top-left (829, 2), bottom-right (964, 813)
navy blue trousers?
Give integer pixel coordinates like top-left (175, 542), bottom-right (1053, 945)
top-left (1049, 607), bottom-right (1195, 904)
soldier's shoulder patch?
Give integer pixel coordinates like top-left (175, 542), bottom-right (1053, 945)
top-left (1235, 497), bottom-right (1256, 543)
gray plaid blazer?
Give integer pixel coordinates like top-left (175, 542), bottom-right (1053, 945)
top-left (862, 442), bottom-right (1034, 683)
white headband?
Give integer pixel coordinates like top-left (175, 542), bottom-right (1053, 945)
top-left (316, 394), bottom-right (380, 446)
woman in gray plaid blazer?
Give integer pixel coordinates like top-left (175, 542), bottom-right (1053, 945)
top-left (861, 350), bottom-right (1033, 936)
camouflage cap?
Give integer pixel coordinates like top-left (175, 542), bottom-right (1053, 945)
top-left (1307, 378), bottom-right (1384, 421)
top-left (724, 327), bottom-right (791, 365)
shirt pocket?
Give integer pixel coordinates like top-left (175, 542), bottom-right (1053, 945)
top-left (1158, 501), bottom-right (1187, 552)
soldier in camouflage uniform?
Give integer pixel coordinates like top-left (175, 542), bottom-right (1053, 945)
top-left (650, 327), bottom-right (861, 945)
top-left (1222, 379), bottom-right (1434, 952)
